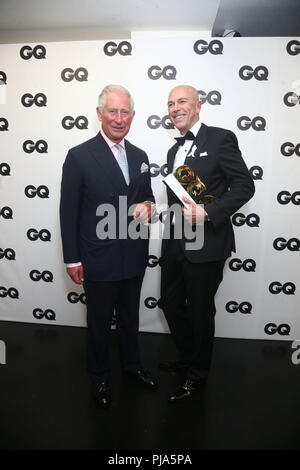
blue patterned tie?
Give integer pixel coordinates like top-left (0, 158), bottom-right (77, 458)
top-left (114, 143), bottom-right (130, 185)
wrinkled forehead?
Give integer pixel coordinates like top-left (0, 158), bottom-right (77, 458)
top-left (105, 91), bottom-right (131, 107)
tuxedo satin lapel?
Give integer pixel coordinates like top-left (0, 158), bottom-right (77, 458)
top-left (88, 133), bottom-right (128, 191)
top-left (184, 123), bottom-right (208, 164)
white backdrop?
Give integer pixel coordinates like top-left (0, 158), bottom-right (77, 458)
top-left (0, 37), bottom-right (299, 340)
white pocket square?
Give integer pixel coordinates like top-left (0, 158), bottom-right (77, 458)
top-left (199, 151), bottom-right (208, 157)
top-left (140, 162), bottom-right (149, 173)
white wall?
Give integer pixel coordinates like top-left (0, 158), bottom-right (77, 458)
top-left (0, 36), bottom-right (299, 340)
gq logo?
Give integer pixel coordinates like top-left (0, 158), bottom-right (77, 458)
top-left (144, 297), bottom-right (158, 309)
top-left (287, 40), bottom-right (300, 55)
top-left (25, 185), bottom-right (50, 199)
top-left (0, 207), bottom-right (13, 219)
top-left (269, 282), bottom-right (296, 295)
top-left (283, 92), bottom-right (300, 107)
top-left (27, 229), bottom-right (51, 242)
top-left (281, 142), bottom-right (300, 157)
top-left (149, 163), bottom-right (169, 177)
top-left (229, 258), bottom-right (256, 272)
top-left (148, 65), bottom-right (177, 80)
top-left (147, 255), bottom-right (161, 267)
top-left (237, 116), bottom-right (266, 131)
top-left (198, 90), bottom-right (222, 105)
top-left (232, 213), bottom-right (260, 227)
top-left (194, 39), bottom-right (223, 55)
top-left (239, 65), bottom-right (268, 81)
top-left (226, 301), bottom-right (252, 314)
top-left (273, 237), bottom-right (300, 251)
top-left (61, 68), bottom-right (88, 82)
top-left (67, 292), bottom-right (86, 304)
top-left (0, 248), bottom-right (16, 260)
top-left (30, 270), bottom-right (53, 282)
top-left (0, 287), bottom-right (19, 299)
top-left (33, 308), bottom-right (56, 321)
top-left (103, 41), bottom-right (132, 56)
top-left (62, 116), bottom-right (88, 130)
top-left (20, 45), bottom-right (46, 60)
top-left (264, 323), bottom-right (290, 336)
top-left (21, 93), bottom-right (47, 107)
top-left (147, 115), bottom-right (174, 129)
top-left (0, 71), bottom-right (7, 84)
top-left (0, 163), bottom-right (11, 175)
top-left (249, 166), bottom-right (263, 180)
top-left (277, 191), bottom-right (300, 205)
top-left (23, 140), bottom-right (48, 154)
top-left (0, 118), bottom-right (9, 131)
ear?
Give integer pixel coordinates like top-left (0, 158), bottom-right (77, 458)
top-left (196, 100), bottom-right (202, 114)
top-left (96, 107), bottom-right (102, 122)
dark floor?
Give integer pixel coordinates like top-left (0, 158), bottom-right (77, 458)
top-left (0, 320), bottom-right (300, 451)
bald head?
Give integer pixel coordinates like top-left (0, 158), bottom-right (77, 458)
top-left (168, 85), bottom-right (199, 103)
top-left (167, 85), bottom-right (201, 135)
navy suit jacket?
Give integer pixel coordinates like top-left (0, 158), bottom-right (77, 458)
top-left (60, 132), bottom-right (154, 281)
top-left (162, 123), bottom-right (255, 263)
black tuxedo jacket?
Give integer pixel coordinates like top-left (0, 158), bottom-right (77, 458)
top-left (162, 123), bottom-right (255, 263)
top-left (60, 132), bottom-right (154, 281)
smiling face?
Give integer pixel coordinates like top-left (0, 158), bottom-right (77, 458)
top-left (97, 91), bottom-right (134, 143)
top-left (167, 85), bottom-right (201, 135)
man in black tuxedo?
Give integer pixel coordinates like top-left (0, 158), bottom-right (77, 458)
top-left (60, 85), bottom-right (157, 407)
top-left (159, 85), bottom-right (255, 402)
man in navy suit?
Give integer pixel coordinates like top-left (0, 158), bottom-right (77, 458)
top-left (159, 85), bottom-right (255, 402)
top-left (60, 85), bottom-right (157, 407)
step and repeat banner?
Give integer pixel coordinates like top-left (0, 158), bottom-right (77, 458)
top-left (0, 37), bottom-right (299, 340)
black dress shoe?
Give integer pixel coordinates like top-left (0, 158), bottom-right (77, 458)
top-left (93, 381), bottom-right (111, 408)
top-left (159, 359), bottom-right (189, 373)
top-left (168, 378), bottom-right (204, 403)
top-left (124, 369), bottom-right (158, 390)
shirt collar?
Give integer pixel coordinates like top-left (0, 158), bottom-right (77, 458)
top-left (175, 120), bottom-right (202, 140)
top-left (101, 129), bottom-right (125, 150)
top-left (190, 120), bottom-right (202, 137)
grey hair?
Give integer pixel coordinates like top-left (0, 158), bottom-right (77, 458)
top-left (97, 84), bottom-right (134, 113)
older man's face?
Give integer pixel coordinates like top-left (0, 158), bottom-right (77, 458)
top-left (97, 91), bottom-right (134, 143)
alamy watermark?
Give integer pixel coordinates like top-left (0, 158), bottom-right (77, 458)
top-left (0, 340), bottom-right (6, 365)
top-left (95, 196), bottom-right (204, 251)
top-left (291, 340), bottom-right (300, 365)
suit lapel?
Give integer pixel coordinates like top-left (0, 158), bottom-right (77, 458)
top-left (184, 123), bottom-right (208, 164)
top-left (88, 132), bottom-right (128, 192)
top-left (167, 143), bottom-right (180, 175)
top-left (125, 141), bottom-right (141, 185)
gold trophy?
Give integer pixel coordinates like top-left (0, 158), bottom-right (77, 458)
top-left (174, 165), bottom-right (214, 205)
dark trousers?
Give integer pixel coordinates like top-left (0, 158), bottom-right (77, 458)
top-left (84, 276), bottom-right (144, 385)
top-left (160, 239), bottom-right (225, 379)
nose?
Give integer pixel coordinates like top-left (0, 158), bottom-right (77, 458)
top-left (172, 101), bottom-right (180, 113)
top-left (115, 111), bottom-right (122, 122)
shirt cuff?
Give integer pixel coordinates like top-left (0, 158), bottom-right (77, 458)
top-left (66, 262), bottom-right (82, 268)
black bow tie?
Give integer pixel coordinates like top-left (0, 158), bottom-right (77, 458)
top-left (175, 131), bottom-right (195, 146)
